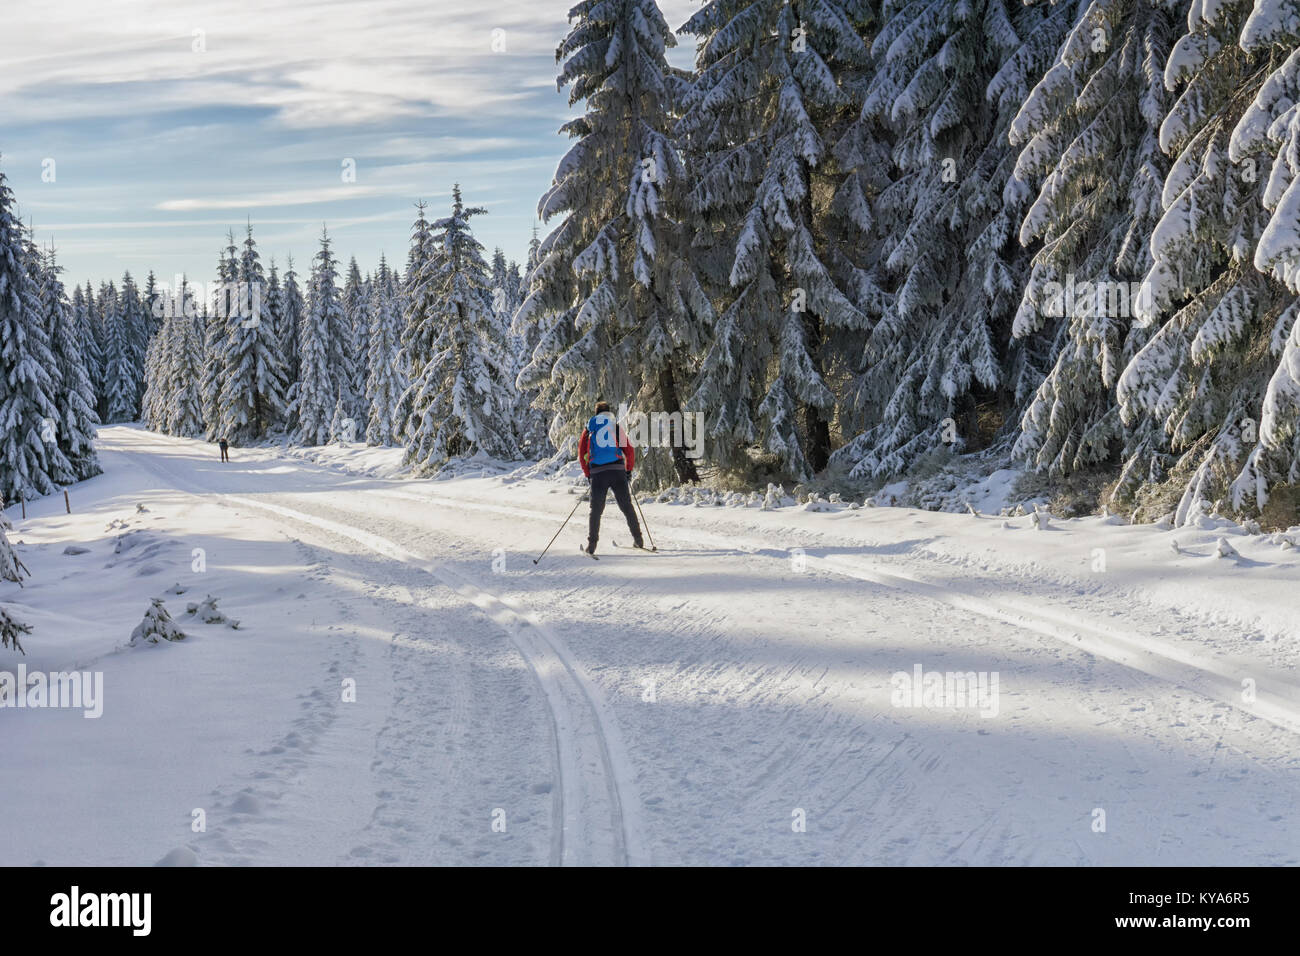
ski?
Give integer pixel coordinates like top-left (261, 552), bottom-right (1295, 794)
top-left (613, 540), bottom-right (658, 552)
top-left (580, 543), bottom-right (599, 560)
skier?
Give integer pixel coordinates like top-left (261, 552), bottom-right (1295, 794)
top-left (579, 401), bottom-right (642, 555)
top-left (218, 437), bottom-right (230, 463)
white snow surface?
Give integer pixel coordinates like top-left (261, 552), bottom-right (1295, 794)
top-left (2, 425), bottom-right (1298, 865)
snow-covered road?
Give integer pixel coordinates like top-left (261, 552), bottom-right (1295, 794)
top-left (3, 426), bottom-right (1298, 866)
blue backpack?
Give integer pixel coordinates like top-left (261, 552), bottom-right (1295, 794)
top-left (587, 413), bottom-right (624, 467)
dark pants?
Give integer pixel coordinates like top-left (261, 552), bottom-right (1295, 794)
top-left (588, 468), bottom-right (640, 550)
top-left (219, 446), bottom-right (229, 462)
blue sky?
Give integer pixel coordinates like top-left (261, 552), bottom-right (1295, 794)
top-left (0, 0), bottom-right (698, 291)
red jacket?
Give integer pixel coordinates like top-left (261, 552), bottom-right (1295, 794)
top-left (579, 425), bottom-right (635, 478)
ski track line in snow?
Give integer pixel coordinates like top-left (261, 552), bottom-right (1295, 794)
top-left (120, 443), bottom-right (644, 866)
top-left (363, 487), bottom-right (1300, 738)
top-left (216, 493), bottom-right (647, 868)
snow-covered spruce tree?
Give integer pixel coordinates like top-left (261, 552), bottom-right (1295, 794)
top-left (78, 282), bottom-right (107, 421)
top-left (395, 202), bottom-right (437, 443)
top-left (400, 186), bottom-right (516, 469)
top-left (1112, 1), bottom-right (1287, 521)
top-left (511, 225), bottom-right (550, 457)
top-left (295, 229), bottom-right (342, 446)
top-left (201, 237), bottom-right (238, 440)
top-left (281, 254), bottom-right (304, 388)
top-left (119, 272), bottom-right (148, 418)
top-left (490, 247), bottom-right (519, 376)
top-left (365, 255), bottom-right (406, 445)
top-left (140, 316), bottom-right (166, 430)
top-left (170, 285), bottom-right (207, 438)
top-left (343, 257), bottom-right (370, 417)
top-left (38, 248), bottom-right (100, 481)
top-left (0, 171), bottom-right (70, 503)
top-left (71, 284), bottom-right (90, 379)
top-left (1007, 0), bottom-right (1176, 480)
top-left (145, 277), bottom-right (205, 438)
top-left (675, 0), bottom-right (872, 481)
top-left (326, 249), bottom-right (359, 425)
top-left (328, 390), bottom-right (348, 443)
top-left (142, 270), bottom-right (163, 341)
top-left (264, 259), bottom-right (287, 414)
top-left (98, 280), bottom-right (136, 423)
top-left (129, 597), bottom-right (187, 645)
top-left (492, 249), bottom-right (540, 454)
top-left (217, 226), bottom-right (287, 441)
top-left (1211, 3), bottom-right (1300, 517)
top-left (139, 278), bottom-right (174, 433)
top-left (17, 237), bottom-right (78, 489)
top-left (831, 0), bottom-right (1063, 482)
top-left (518, 0), bottom-right (715, 483)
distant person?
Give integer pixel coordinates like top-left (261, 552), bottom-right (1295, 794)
top-left (579, 400), bottom-right (642, 555)
top-left (218, 437), bottom-right (230, 463)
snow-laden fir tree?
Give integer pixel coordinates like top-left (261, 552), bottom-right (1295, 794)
top-left (129, 597), bottom-right (187, 645)
top-left (519, 0), bottom-right (715, 483)
top-left (0, 169), bottom-right (71, 503)
top-left (139, 286), bottom-right (175, 434)
top-left (16, 237), bottom-right (78, 488)
top-left (119, 272), bottom-right (148, 417)
top-left (142, 270), bottom-right (163, 341)
top-left (140, 316), bottom-right (166, 430)
top-left (37, 247), bottom-right (100, 481)
top-left (78, 282), bottom-right (106, 421)
top-left (168, 283), bottom-right (207, 437)
top-left (295, 228), bottom-right (342, 446)
top-left (201, 240), bottom-right (237, 440)
top-left (1214, 2), bottom-right (1300, 514)
top-left (281, 254), bottom-right (305, 387)
top-left (676, 0), bottom-right (871, 480)
top-left (328, 390), bottom-right (349, 443)
top-left (511, 225), bottom-right (550, 457)
top-left (217, 226), bottom-right (287, 440)
top-left (832, 0), bottom-right (1061, 481)
top-left (491, 247), bottom-right (520, 372)
top-left (400, 186), bottom-right (516, 469)
top-left (326, 249), bottom-right (360, 424)
top-left (365, 255), bottom-right (406, 446)
top-left (396, 202), bottom-right (437, 442)
top-left (264, 258), bottom-right (287, 407)
top-left (343, 257), bottom-right (370, 416)
top-left (1113, 0), bottom-right (1288, 522)
top-left (98, 279), bottom-right (137, 423)
top-left (144, 277), bottom-right (205, 438)
top-left (1007, 0), bottom-right (1175, 478)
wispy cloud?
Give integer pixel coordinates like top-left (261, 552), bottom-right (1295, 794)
top-left (155, 184), bottom-right (395, 211)
top-left (0, 0), bottom-right (703, 282)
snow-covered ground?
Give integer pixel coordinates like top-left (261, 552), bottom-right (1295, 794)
top-left (2, 425), bottom-right (1298, 865)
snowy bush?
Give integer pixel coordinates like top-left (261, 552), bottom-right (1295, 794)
top-left (185, 595), bottom-right (240, 629)
top-left (130, 598), bottom-right (187, 646)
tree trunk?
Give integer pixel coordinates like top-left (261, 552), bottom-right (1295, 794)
top-left (657, 364), bottom-right (700, 484)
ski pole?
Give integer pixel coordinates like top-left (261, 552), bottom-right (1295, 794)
top-left (630, 477), bottom-right (657, 552)
top-left (533, 492), bottom-right (587, 565)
